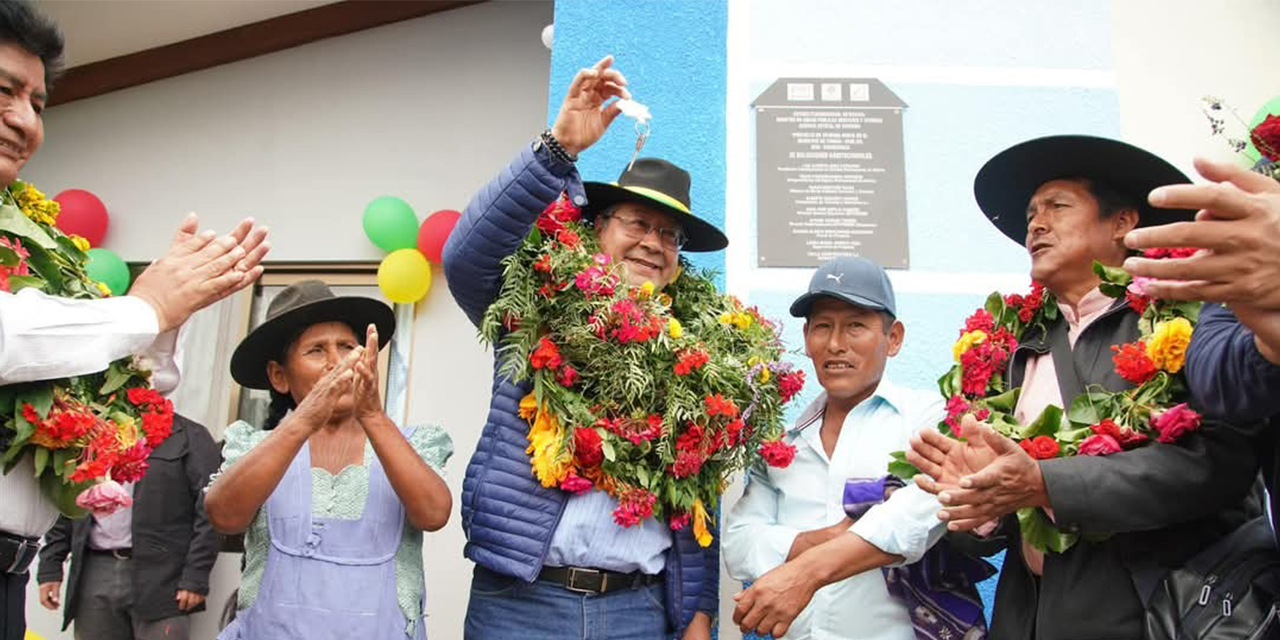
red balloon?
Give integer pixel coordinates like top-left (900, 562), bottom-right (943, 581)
top-left (53, 189), bottom-right (109, 247)
top-left (416, 209), bottom-right (461, 263)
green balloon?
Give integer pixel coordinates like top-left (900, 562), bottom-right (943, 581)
top-left (363, 196), bottom-right (419, 252)
top-left (85, 247), bottom-right (130, 295)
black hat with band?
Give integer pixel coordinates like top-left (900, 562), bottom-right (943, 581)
top-left (230, 280), bottom-right (395, 390)
top-left (584, 157), bottom-right (729, 252)
top-left (974, 135), bottom-right (1197, 245)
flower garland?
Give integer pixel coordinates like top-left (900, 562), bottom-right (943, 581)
top-left (0, 180), bottom-right (174, 517)
top-left (480, 196), bottom-right (804, 545)
top-left (890, 257), bottom-right (1202, 553)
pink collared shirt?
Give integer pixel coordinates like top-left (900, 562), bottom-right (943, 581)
top-left (1013, 287), bottom-right (1115, 424)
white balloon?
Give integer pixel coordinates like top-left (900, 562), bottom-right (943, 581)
top-left (541, 23), bottom-right (554, 50)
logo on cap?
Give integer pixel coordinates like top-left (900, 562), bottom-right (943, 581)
top-left (826, 273), bottom-right (844, 285)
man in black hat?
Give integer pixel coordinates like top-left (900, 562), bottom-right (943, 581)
top-left (904, 136), bottom-right (1264, 640)
top-left (442, 56), bottom-right (723, 640)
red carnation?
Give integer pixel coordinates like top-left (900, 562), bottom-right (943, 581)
top-left (759, 439), bottom-right (797, 468)
top-left (777, 370), bottom-right (805, 403)
top-left (1018, 435), bottom-right (1059, 460)
top-left (671, 450), bottom-right (706, 478)
top-left (573, 427), bottom-right (604, 467)
top-left (560, 472), bottom-right (593, 495)
top-left (556, 365), bottom-right (580, 387)
top-left (529, 337), bottom-right (563, 370)
top-left (963, 309), bottom-right (995, 334)
top-left (1251, 114), bottom-right (1280, 161)
top-left (1112, 341), bottom-right (1158, 385)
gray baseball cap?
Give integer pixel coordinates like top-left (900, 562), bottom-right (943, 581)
top-left (789, 256), bottom-right (897, 319)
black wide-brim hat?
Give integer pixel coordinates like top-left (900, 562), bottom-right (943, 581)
top-left (230, 279), bottom-right (395, 390)
top-left (584, 157), bottom-right (729, 252)
top-left (974, 135), bottom-right (1197, 244)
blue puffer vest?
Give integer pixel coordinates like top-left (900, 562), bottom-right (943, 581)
top-left (441, 144), bottom-right (719, 635)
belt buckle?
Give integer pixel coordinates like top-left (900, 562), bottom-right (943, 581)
top-left (111, 549), bottom-right (130, 561)
top-left (564, 567), bottom-right (606, 594)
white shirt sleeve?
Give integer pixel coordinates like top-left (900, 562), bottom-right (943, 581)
top-left (849, 390), bottom-right (949, 565)
top-left (849, 483), bottom-right (948, 565)
top-left (0, 288), bottom-right (171, 385)
top-left (723, 464), bottom-right (802, 582)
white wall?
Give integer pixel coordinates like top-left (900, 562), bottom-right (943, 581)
top-left (22, 2), bottom-right (551, 640)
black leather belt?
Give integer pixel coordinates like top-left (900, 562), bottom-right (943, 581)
top-left (0, 530), bottom-right (40, 575)
top-left (90, 547), bottom-right (132, 560)
top-left (538, 566), bottom-right (663, 595)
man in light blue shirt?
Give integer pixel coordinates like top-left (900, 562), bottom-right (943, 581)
top-left (725, 257), bottom-right (966, 640)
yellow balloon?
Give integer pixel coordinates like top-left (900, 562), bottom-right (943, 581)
top-left (377, 248), bottom-right (432, 303)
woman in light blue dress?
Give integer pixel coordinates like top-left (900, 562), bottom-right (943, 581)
top-left (205, 280), bottom-right (452, 639)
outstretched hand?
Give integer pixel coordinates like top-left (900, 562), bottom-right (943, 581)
top-left (550, 55), bottom-right (631, 157)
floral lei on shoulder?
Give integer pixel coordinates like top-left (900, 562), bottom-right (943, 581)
top-left (480, 196), bottom-right (804, 545)
top-left (0, 181), bottom-right (174, 517)
top-left (891, 254), bottom-right (1202, 553)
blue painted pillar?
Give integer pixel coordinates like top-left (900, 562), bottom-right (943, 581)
top-left (548, 0), bottom-right (728, 277)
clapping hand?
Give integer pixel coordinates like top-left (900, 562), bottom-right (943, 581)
top-left (290, 347), bottom-right (361, 431)
top-left (353, 324), bottom-right (385, 422)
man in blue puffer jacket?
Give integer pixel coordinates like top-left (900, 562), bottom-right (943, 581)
top-left (442, 55), bottom-right (724, 640)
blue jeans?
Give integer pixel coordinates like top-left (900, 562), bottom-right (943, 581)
top-left (464, 565), bottom-right (671, 640)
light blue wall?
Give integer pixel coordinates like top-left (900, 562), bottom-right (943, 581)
top-left (549, 0), bottom-right (728, 279)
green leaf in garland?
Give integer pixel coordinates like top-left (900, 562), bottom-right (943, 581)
top-left (101, 362), bottom-right (134, 395)
top-left (1098, 282), bottom-right (1128, 299)
top-left (601, 438), bottom-right (616, 463)
top-left (938, 366), bottom-right (962, 399)
top-left (1067, 391), bottom-right (1110, 427)
top-left (636, 466), bottom-right (650, 489)
top-left (6, 274), bottom-right (43, 292)
top-left (15, 382), bottom-right (53, 419)
top-left (1091, 260), bottom-right (1132, 288)
top-left (32, 446), bottom-right (47, 476)
top-left (985, 387), bottom-right (1020, 412)
top-left (53, 233), bottom-right (89, 263)
top-left (40, 470), bottom-right (89, 519)
top-left (0, 202), bottom-right (57, 249)
top-left (984, 291), bottom-right (1006, 323)
top-left (52, 447), bottom-right (75, 479)
top-left (1018, 507), bottom-right (1079, 553)
top-left (1018, 405), bottom-right (1063, 439)
top-left (20, 242), bottom-right (65, 290)
top-left (0, 244), bottom-right (17, 267)
top-left (887, 451), bottom-right (919, 479)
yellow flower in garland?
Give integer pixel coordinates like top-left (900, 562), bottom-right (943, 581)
top-left (692, 498), bottom-right (713, 547)
top-left (638, 281), bottom-right (655, 298)
top-left (70, 235), bottom-right (90, 252)
top-left (95, 281), bottom-right (112, 297)
top-left (719, 310), bottom-right (754, 330)
top-left (748, 356), bottom-right (770, 383)
top-left (521, 393), bottom-right (571, 488)
top-left (1146, 317), bottom-right (1193, 373)
top-left (14, 182), bottom-right (59, 225)
top-left (953, 330), bottom-right (988, 362)
top-left (667, 317), bottom-right (683, 339)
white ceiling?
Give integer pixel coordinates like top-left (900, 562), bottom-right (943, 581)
top-left (35, 0), bottom-right (340, 68)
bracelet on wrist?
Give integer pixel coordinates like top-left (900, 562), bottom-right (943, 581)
top-left (539, 129), bottom-right (579, 164)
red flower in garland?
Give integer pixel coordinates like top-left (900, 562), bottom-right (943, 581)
top-left (529, 337), bottom-right (563, 370)
top-left (1125, 291), bottom-right (1150, 315)
top-left (556, 365), bottom-right (580, 387)
top-left (674, 349), bottom-right (709, 376)
top-left (1141, 247), bottom-right (1198, 259)
top-left (1112, 341), bottom-right (1158, 385)
top-left (963, 309), bottom-right (995, 334)
top-left (759, 439), bottom-right (797, 468)
top-left (559, 472), bottom-right (593, 494)
top-left (777, 370), bottom-right (805, 403)
top-left (671, 450), bottom-right (706, 478)
top-left (555, 229), bottom-right (581, 248)
top-left (703, 394), bottom-right (739, 419)
top-left (612, 487), bottom-right (657, 527)
top-left (1152, 403), bottom-right (1201, 444)
top-left (1019, 435), bottom-right (1059, 460)
top-left (534, 254), bottom-right (553, 273)
top-left (725, 418), bottom-right (746, 446)
top-left (110, 441), bottom-right (152, 483)
top-left (669, 512), bottom-right (691, 531)
top-left (676, 424), bottom-right (704, 453)
top-left (573, 427), bottom-right (603, 467)
top-left (535, 196), bottom-right (583, 234)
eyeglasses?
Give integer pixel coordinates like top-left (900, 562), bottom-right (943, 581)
top-left (604, 212), bottom-right (687, 250)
